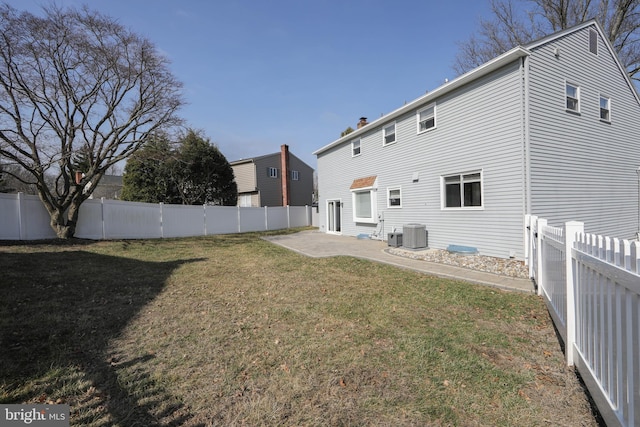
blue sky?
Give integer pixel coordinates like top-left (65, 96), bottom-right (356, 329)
top-left (5, 0), bottom-right (494, 169)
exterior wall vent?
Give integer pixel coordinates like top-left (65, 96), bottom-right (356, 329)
top-left (403, 223), bottom-right (427, 249)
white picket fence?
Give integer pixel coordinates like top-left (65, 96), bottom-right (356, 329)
top-left (525, 214), bottom-right (640, 427)
top-left (0, 193), bottom-right (312, 240)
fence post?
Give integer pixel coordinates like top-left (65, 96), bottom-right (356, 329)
top-left (524, 214), bottom-right (531, 267)
top-left (17, 192), bottom-right (26, 240)
top-left (101, 198), bottom-right (106, 240)
top-left (535, 218), bottom-right (546, 296)
top-left (265, 206), bottom-right (269, 231)
top-left (287, 205), bottom-right (291, 229)
top-left (160, 202), bottom-right (164, 238)
top-left (528, 215), bottom-right (538, 278)
top-left (564, 221), bottom-right (584, 366)
top-left (203, 205), bottom-right (207, 236)
top-left (237, 206), bottom-right (241, 233)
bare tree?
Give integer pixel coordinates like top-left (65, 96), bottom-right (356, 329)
top-left (0, 4), bottom-right (184, 238)
top-left (454, 0), bottom-right (640, 84)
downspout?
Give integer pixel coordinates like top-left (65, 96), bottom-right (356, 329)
top-left (522, 55), bottom-right (532, 263)
top-left (522, 56), bottom-right (532, 222)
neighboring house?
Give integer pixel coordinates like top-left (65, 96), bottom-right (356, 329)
top-left (313, 20), bottom-right (640, 260)
top-left (230, 145), bottom-right (314, 207)
top-left (88, 175), bottom-right (123, 200)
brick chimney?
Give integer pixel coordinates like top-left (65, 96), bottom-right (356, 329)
top-left (357, 117), bottom-right (368, 129)
top-left (280, 144), bottom-right (290, 206)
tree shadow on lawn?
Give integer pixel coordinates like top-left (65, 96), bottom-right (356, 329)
top-left (0, 249), bottom-right (206, 426)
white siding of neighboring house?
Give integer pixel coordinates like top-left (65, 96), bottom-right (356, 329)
top-left (318, 60), bottom-right (527, 259)
top-left (527, 24), bottom-right (640, 240)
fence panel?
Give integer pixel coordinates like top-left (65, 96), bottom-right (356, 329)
top-left (267, 207), bottom-right (288, 230)
top-left (21, 195), bottom-right (57, 240)
top-left (162, 204), bottom-right (205, 238)
top-left (76, 198), bottom-right (105, 240)
top-left (205, 206), bottom-right (239, 235)
top-left (0, 194), bottom-right (311, 240)
top-left (540, 224), bottom-right (567, 339)
top-left (289, 206), bottom-right (311, 228)
top-left (573, 234), bottom-right (640, 427)
top-left (0, 193), bottom-right (21, 240)
top-left (103, 199), bottom-right (162, 239)
top-left (238, 207), bottom-right (267, 233)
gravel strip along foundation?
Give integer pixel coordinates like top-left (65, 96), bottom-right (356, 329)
top-left (387, 247), bottom-right (530, 279)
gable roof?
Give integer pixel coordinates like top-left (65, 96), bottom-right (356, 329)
top-left (525, 19), bottom-right (639, 105)
top-left (314, 20), bottom-right (639, 157)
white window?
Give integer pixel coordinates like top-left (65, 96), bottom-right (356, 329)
top-left (352, 139), bottom-right (361, 157)
top-left (442, 171), bottom-right (482, 209)
top-left (352, 189), bottom-right (377, 223)
top-left (291, 170), bottom-right (299, 181)
top-left (599, 96), bottom-right (611, 122)
top-left (417, 103), bottom-right (436, 133)
top-left (566, 83), bottom-right (580, 112)
top-left (383, 122), bottom-right (396, 145)
top-left (387, 187), bottom-right (401, 208)
top-left (239, 194), bottom-right (252, 207)
top-left (268, 167), bottom-right (278, 178)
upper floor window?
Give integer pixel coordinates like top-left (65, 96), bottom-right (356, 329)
top-left (417, 104), bottom-right (436, 133)
top-left (566, 83), bottom-right (580, 113)
top-left (352, 139), bottom-right (361, 157)
top-left (599, 96), bottom-right (611, 122)
top-left (442, 171), bottom-right (482, 209)
top-left (268, 167), bottom-right (278, 178)
top-left (291, 170), bottom-right (299, 181)
top-left (383, 122), bottom-right (396, 146)
top-left (387, 187), bottom-right (402, 208)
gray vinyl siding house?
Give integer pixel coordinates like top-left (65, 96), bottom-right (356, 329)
top-left (313, 21), bottom-right (640, 260)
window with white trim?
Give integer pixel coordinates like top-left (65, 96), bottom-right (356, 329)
top-left (387, 187), bottom-right (401, 208)
top-left (566, 83), bottom-right (580, 112)
top-left (291, 170), bottom-right (299, 181)
top-left (268, 167), bottom-right (278, 178)
top-left (417, 103), bottom-right (436, 133)
top-left (352, 139), bottom-right (361, 157)
top-left (599, 96), bottom-right (611, 122)
top-left (383, 122), bottom-right (396, 145)
top-left (442, 171), bottom-right (482, 209)
top-left (352, 189), bottom-right (377, 223)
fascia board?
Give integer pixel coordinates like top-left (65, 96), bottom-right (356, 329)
top-left (313, 46), bottom-right (530, 156)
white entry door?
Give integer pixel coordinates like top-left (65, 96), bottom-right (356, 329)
top-left (327, 199), bottom-right (342, 234)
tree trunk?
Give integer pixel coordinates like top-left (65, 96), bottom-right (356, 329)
top-left (46, 197), bottom-right (82, 239)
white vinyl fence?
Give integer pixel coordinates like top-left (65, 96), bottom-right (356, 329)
top-left (526, 214), bottom-right (640, 427)
top-left (0, 193), bottom-right (312, 240)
